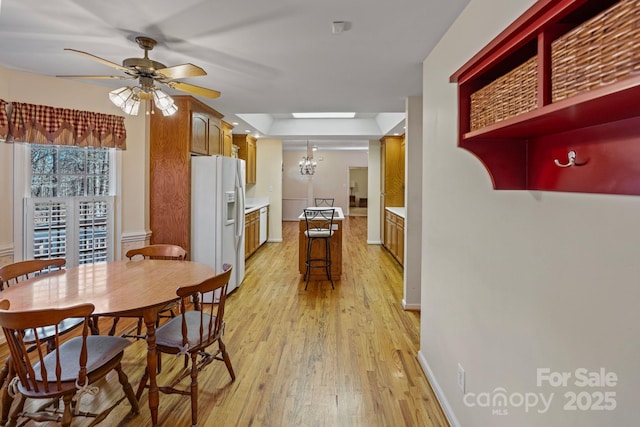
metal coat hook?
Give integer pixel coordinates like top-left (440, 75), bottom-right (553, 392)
top-left (554, 150), bottom-right (579, 168)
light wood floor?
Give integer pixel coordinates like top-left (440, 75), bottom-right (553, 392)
top-left (1, 217), bottom-right (448, 426)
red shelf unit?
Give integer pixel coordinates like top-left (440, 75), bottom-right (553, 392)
top-left (450, 0), bottom-right (640, 195)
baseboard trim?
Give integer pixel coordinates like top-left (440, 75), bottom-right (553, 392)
top-left (267, 238), bottom-right (283, 243)
top-left (417, 350), bottom-right (461, 427)
top-left (367, 240), bottom-right (383, 245)
top-left (402, 300), bottom-right (421, 311)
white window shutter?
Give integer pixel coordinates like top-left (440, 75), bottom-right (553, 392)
top-left (24, 198), bottom-right (70, 261)
top-left (25, 196), bottom-right (114, 266)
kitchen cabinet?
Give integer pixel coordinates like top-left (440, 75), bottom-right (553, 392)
top-left (245, 206), bottom-right (269, 259)
top-left (208, 120), bottom-right (222, 155)
top-left (244, 209), bottom-right (261, 259)
top-left (396, 215), bottom-right (404, 266)
top-left (384, 211), bottom-right (394, 253)
top-left (234, 134), bottom-right (257, 184)
top-left (450, 0), bottom-right (640, 196)
top-left (187, 100), bottom-right (223, 156)
top-left (191, 113), bottom-right (208, 155)
top-left (380, 134), bottom-right (405, 241)
top-left (380, 135), bottom-right (405, 207)
top-left (383, 209), bottom-right (404, 267)
top-left (150, 95), bottom-right (224, 253)
top-left (222, 121), bottom-right (233, 157)
top-left (251, 210), bottom-right (259, 255)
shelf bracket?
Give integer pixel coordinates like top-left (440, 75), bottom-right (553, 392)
top-left (554, 151), bottom-right (577, 168)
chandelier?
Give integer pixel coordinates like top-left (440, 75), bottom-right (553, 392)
top-left (108, 77), bottom-right (178, 116)
top-left (299, 140), bottom-right (317, 175)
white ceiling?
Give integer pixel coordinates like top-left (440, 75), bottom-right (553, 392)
top-left (0, 0), bottom-right (469, 150)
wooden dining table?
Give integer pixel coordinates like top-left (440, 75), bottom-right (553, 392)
top-left (0, 258), bottom-right (216, 426)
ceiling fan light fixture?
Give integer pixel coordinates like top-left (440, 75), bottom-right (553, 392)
top-left (62, 36), bottom-right (221, 114)
top-left (161, 103), bottom-right (178, 116)
top-left (120, 92), bottom-right (141, 116)
top-left (152, 88), bottom-right (175, 110)
top-left (109, 86), bottom-right (134, 108)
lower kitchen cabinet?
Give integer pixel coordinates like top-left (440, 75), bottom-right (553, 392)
top-left (383, 209), bottom-right (404, 267)
top-left (244, 207), bottom-right (268, 259)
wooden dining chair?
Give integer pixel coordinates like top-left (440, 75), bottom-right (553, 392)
top-left (136, 264), bottom-right (235, 427)
top-left (0, 299), bottom-right (139, 427)
top-left (101, 244), bottom-right (187, 338)
top-left (125, 244), bottom-right (188, 261)
top-left (0, 258), bottom-right (85, 423)
top-left (0, 258), bottom-right (65, 291)
top-left (314, 197), bottom-right (335, 207)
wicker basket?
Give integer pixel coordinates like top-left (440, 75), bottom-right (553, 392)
top-left (552, 0), bottom-right (640, 102)
top-left (470, 56), bottom-right (538, 131)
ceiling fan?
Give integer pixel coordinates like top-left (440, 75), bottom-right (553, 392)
top-left (57, 36), bottom-right (221, 116)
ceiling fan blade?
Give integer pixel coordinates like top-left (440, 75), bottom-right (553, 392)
top-left (156, 63), bottom-right (206, 80)
top-left (165, 81), bottom-right (221, 99)
top-left (64, 48), bottom-right (131, 73)
top-left (56, 74), bottom-right (135, 80)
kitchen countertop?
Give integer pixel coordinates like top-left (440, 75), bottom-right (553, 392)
top-left (244, 198), bottom-right (269, 214)
top-left (385, 207), bottom-right (405, 218)
top-left (297, 207), bottom-right (345, 220)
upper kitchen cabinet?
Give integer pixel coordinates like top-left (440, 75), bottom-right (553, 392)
top-left (381, 135), bottom-right (405, 207)
top-left (208, 119), bottom-right (222, 156)
top-left (181, 97), bottom-right (223, 156)
top-left (222, 121), bottom-right (234, 157)
top-left (234, 134), bottom-right (257, 184)
top-left (450, 0), bottom-right (640, 196)
top-left (191, 113), bottom-right (208, 155)
top-left (150, 95), bottom-right (224, 252)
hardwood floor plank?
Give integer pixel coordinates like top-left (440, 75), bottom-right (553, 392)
top-left (0, 216), bottom-right (448, 426)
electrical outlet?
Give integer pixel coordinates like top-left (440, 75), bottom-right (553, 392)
top-left (457, 363), bottom-right (465, 393)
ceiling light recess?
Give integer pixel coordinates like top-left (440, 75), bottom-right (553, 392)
top-left (292, 112), bottom-right (356, 119)
top-left (332, 21), bottom-right (346, 34)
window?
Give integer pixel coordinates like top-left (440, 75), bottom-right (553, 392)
top-left (24, 145), bottom-right (114, 266)
top-left (30, 145), bottom-right (110, 197)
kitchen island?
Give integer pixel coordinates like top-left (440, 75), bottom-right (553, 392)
top-left (298, 207), bottom-right (344, 281)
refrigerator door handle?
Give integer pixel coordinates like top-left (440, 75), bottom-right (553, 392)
top-left (234, 165), bottom-right (244, 244)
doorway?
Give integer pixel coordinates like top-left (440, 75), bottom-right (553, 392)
top-left (348, 167), bottom-right (368, 216)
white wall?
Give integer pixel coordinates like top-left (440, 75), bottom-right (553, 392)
top-left (367, 139), bottom-right (382, 244)
top-left (247, 138), bottom-right (283, 242)
top-left (282, 149), bottom-right (368, 219)
top-left (0, 66), bottom-right (147, 261)
top-left (419, 1), bottom-right (640, 426)
top-left (0, 68), bottom-right (12, 263)
top-left (404, 96), bottom-right (422, 310)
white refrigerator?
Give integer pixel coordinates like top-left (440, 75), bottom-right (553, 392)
top-left (191, 155), bottom-right (246, 301)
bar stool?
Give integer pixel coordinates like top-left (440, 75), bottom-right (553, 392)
top-left (314, 197), bottom-right (335, 207)
top-left (302, 208), bottom-right (335, 290)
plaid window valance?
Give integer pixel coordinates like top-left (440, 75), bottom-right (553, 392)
top-left (0, 100), bottom-right (8, 140)
top-left (0, 99), bottom-right (127, 149)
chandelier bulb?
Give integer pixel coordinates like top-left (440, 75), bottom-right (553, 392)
top-left (299, 140), bottom-right (317, 175)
